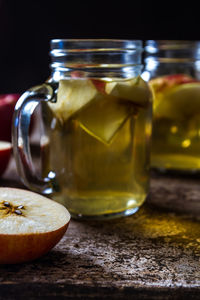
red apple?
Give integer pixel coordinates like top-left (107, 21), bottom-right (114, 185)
top-left (0, 93), bottom-right (35, 142)
top-left (0, 187), bottom-right (70, 264)
top-left (0, 94), bottom-right (20, 142)
top-left (0, 141), bottom-right (12, 177)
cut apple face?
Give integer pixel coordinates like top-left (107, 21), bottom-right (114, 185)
top-left (0, 141), bottom-right (12, 177)
top-left (0, 188), bottom-right (70, 264)
top-left (105, 76), bottom-right (150, 106)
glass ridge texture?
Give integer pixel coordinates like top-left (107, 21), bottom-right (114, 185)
top-left (13, 39), bottom-right (152, 219)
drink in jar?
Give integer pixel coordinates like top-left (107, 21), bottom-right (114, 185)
top-left (41, 76), bottom-right (152, 218)
top-left (150, 74), bottom-right (200, 171)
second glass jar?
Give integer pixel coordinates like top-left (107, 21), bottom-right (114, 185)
top-left (143, 40), bottom-right (200, 173)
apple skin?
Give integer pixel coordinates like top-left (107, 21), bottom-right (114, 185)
top-left (0, 94), bottom-right (20, 142)
top-left (164, 74), bottom-right (196, 84)
top-left (91, 79), bottom-right (106, 94)
top-left (0, 141), bottom-right (12, 177)
top-left (0, 93), bottom-right (35, 142)
top-left (150, 74), bottom-right (198, 93)
top-left (0, 223), bottom-right (69, 264)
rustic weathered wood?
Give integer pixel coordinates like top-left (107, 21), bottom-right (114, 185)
top-left (0, 158), bottom-right (199, 299)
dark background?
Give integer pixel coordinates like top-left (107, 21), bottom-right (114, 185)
top-left (0, 0), bottom-right (199, 94)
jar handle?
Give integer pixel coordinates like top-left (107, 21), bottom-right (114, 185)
top-left (12, 83), bottom-right (56, 195)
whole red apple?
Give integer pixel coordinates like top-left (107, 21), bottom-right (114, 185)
top-left (0, 141), bottom-right (12, 177)
top-left (0, 94), bottom-right (20, 142)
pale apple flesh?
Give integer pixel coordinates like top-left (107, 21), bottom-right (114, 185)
top-left (0, 188), bottom-right (70, 264)
top-left (48, 79), bottom-right (98, 122)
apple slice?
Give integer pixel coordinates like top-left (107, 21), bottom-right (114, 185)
top-left (0, 141), bottom-right (12, 177)
top-left (105, 76), bottom-right (150, 106)
top-left (48, 79), bottom-right (98, 122)
top-left (0, 188), bottom-right (70, 264)
top-left (48, 78), bottom-right (149, 144)
top-left (149, 74), bottom-right (196, 94)
top-left (77, 94), bottom-right (134, 144)
top-left (153, 83), bottom-right (200, 120)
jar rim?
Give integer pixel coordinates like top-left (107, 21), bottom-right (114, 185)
top-left (145, 40), bottom-right (200, 51)
top-left (50, 39), bottom-right (143, 79)
top-left (51, 39), bottom-right (143, 51)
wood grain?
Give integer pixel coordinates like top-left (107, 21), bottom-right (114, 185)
top-left (0, 157), bottom-right (199, 299)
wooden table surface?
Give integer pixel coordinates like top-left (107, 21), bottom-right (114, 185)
top-left (0, 156), bottom-right (200, 299)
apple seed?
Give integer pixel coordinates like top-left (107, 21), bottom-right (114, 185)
top-left (17, 205), bottom-right (24, 209)
top-left (14, 210), bottom-right (22, 215)
top-left (0, 201), bottom-right (25, 216)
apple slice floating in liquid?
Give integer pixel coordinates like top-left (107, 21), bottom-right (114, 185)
top-left (48, 79), bottom-right (98, 122)
top-left (48, 77), bottom-right (150, 144)
top-left (77, 93), bottom-right (135, 144)
top-left (105, 77), bottom-right (150, 106)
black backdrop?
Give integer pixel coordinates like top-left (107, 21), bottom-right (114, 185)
top-left (0, 0), bottom-right (199, 94)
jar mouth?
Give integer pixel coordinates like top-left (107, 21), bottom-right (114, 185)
top-left (144, 40), bottom-right (200, 61)
top-left (50, 39), bottom-right (143, 79)
top-left (145, 40), bottom-right (200, 52)
top-left (51, 39), bottom-right (143, 52)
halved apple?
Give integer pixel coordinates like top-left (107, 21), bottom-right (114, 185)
top-left (0, 141), bottom-right (12, 177)
top-left (0, 188), bottom-right (70, 264)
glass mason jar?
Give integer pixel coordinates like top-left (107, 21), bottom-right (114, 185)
top-left (143, 40), bottom-right (200, 172)
top-left (12, 39), bottom-right (152, 220)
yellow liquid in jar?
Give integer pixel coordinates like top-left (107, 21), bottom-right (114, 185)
top-left (150, 74), bottom-right (200, 172)
top-left (41, 77), bottom-right (152, 218)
